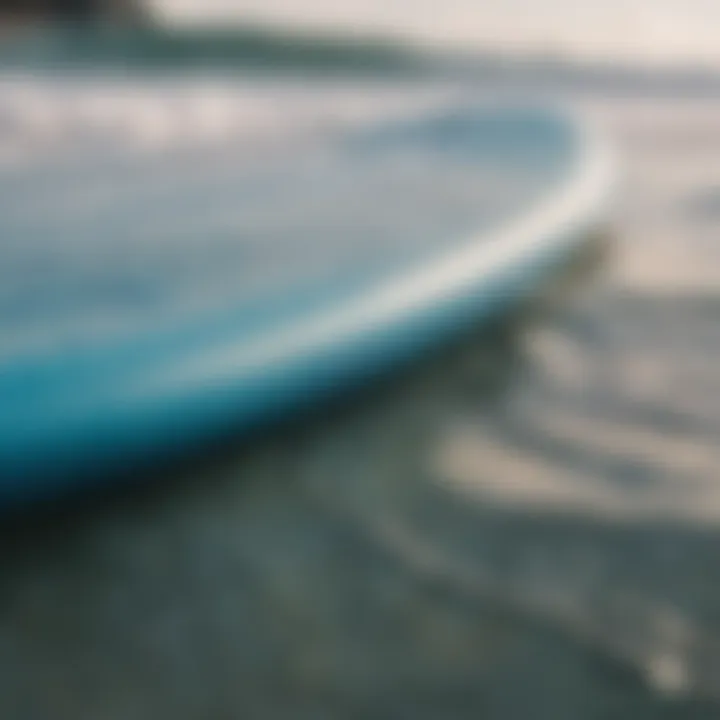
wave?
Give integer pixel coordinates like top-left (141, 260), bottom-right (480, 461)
top-left (0, 26), bottom-right (428, 73)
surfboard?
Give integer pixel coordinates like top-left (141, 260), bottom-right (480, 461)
top-left (0, 79), bottom-right (613, 503)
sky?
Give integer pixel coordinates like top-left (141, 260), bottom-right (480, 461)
top-left (150, 0), bottom-right (720, 68)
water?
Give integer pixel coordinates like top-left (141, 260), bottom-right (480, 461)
top-left (2, 37), bottom-right (720, 718)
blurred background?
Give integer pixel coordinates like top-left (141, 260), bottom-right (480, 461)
top-left (3, 1), bottom-right (720, 718)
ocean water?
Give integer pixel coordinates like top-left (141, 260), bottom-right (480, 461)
top-left (2, 35), bottom-right (720, 719)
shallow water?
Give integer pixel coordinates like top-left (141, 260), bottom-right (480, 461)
top-left (2, 73), bottom-right (720, 718)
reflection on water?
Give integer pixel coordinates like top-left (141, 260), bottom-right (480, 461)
top-left (3, 89), bottom-right (720, 718)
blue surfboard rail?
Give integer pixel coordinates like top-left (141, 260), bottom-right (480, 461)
top-left (0, 99), bottom-right (614, 503)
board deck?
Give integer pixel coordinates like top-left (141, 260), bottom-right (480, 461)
top-left (0, 78), bottom-right (613, 502)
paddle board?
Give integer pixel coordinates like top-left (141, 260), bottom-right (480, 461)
top-left (0, 78), bottom-right (613, 503)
